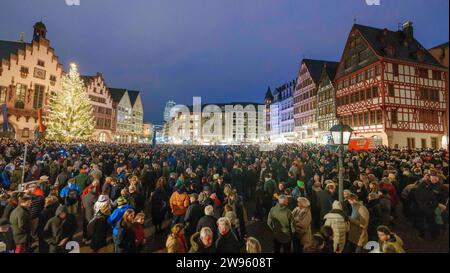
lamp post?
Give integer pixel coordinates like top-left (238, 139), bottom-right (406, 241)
top-left (329, 122), bottom-right (353, 203)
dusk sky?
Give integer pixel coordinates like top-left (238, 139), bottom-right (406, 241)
top-left (0, 0), bottom-right (448, 124)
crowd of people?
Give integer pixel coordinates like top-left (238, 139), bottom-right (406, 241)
top-left (0, 138), bottom-right (448, 253)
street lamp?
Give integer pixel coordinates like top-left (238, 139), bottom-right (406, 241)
top-left (329, 121), bottom-right (353, 203)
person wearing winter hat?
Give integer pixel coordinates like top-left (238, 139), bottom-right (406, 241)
top-left (87, 199), bottom-right (111, 252)
top-left (377, 225), bottom-right (405, 253)
top-left (323, 201), bottom-right (349, 253)
top-left (107, 196), bottom-right (134, 244)
top-left (43, 205), bottom-right (77, 253)
top-left (94, 195), bottom-right (112, 215)
top-left (292, 180), bottom-right (308, 201)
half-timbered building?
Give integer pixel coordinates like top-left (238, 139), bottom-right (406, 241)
top-left (294, 59), bottom-right (338, 142)
top-left (335, 22), bottom-right (448, 149)
top-left (316, 62), bottom-right (339, 143)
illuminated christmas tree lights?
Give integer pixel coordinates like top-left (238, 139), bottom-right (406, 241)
top-left (45, 63), bottom-right (94, 142)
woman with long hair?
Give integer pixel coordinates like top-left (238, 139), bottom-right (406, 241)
top-left (115, 209), bottom-right (136, 253)
top-left (166, 223), bottom-right (188, 253)
top-left (151, 177), bottom-right (168, 233)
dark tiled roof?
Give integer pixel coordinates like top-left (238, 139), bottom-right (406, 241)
top-left (324, 62), bottom-right (339, 80)
top-left (429, 42), bottom-right (449, 50)
top-left (108, 88), bottom-right (127, 103)
top-left (353, 24), bottom-right (444, 67)
top-left (127, 90), bottom-right (140, 107)
top-left (264, 87), bottom-right (273, 101)
top-left (273, 80), bottom-right (296, 100)
top-left (0, 40), bottom-right (28, 61)
top-left (303, 59), bottom-right (339, 84)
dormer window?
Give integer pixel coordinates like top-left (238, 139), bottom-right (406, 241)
top-left (37, 60), bottom-right (45, 67)
top-left (417, 50), bottom-right (425, 62)
top-left (384, 45), bottom-right (396, 57)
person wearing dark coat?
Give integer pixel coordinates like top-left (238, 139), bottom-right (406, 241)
top-left (316, 184), bottom-right (335, 224)
top-left (378, 189), bottom-right (392, 226)
top-left (228, 192), bottom-right (246, 237)
top-left (342, 190), bottom-right (353, 217)
top-left (1, 194), bottom-right (18, 221)
top-left (82, 187), bottom-right (98, 242)
top-left (196, 205), bottom-right (217, 236)
top-left (140, 165), bottom-right (152, 198)
top-left (42, 204), bottom-right (77, 253)
top-left (366, 193), bottom-right (383, 241)
top-left (43, 205), bottom-right (69, 253)
top-left (184, 194), bottom-right (204, 242)
top-left (350, 181), bottom-right (369, 204)
top-left (215, 217), bottom-right (241, 253)
top-left (28, 191), bottom-right (45, 241)
top-left (9, 195), bottom-right (32, 253)
top-left (231, 164), bottom-right (245, 199)
top-left (128, 186), bottom-right (145, 213)
top-left (411, 173), bottom-right (442, 239)
top-left (151, 183), bottom-right (168, 233)
top-left (88, 206), bottom-right (110, 252)
top-left (0, 218), bottom-right (15, 253)
top-left (37, 196), bottom-right (60, 253)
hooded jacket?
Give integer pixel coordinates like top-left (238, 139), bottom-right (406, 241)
top-left (188, 232), bottom-right (216, 253)
top-left (379, 234), bottom-right (405, 253)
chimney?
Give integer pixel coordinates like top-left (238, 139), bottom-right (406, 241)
top-left (402, 21), bottom-right (413, 42)
top-left (18, 32), bottom-right (25, 42)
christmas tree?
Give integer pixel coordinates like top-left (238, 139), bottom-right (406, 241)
top-left (45, 63), bottom-right (94, 142)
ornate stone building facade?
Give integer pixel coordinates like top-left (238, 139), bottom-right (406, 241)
top-left (0, 22), bottom-right (64, 141)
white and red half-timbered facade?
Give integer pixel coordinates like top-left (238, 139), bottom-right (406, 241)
top-left (335, 22), bottom-right (448, 149)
